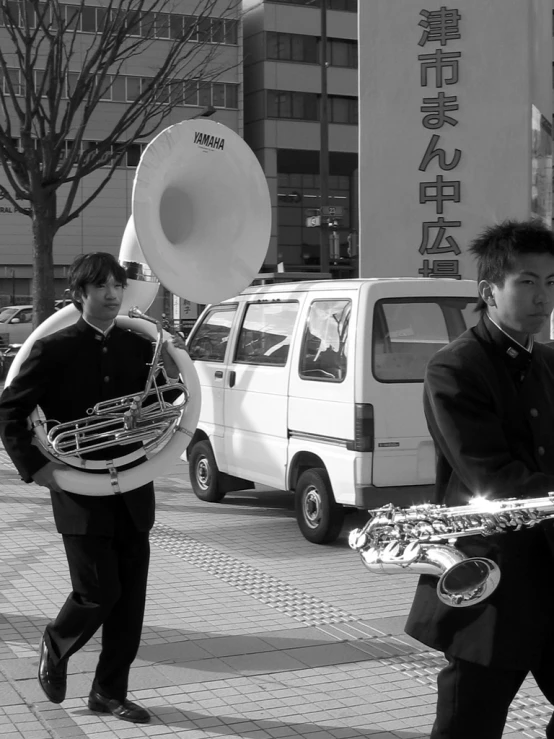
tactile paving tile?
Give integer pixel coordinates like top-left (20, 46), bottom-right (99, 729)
top-left (0, 448), bottom-right (13, 466)
top-left (386, 651), bottom-right (550, 737)
top-left (151, 522), bottom-right (358, 626)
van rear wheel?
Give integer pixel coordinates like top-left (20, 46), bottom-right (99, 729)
top-left (189, 441), bottom-right (226, 503)
top-left (295, 468), bottom-right (344, 544)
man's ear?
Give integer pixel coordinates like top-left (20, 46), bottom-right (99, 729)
top-left (478, 280), bottom-right (496, 307)
top-left (71, 287), bottom-right (84, 306)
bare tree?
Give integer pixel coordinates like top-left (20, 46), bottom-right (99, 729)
top-left (0, 0), bottom-right (239, 323)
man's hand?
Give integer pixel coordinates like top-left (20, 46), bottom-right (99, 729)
top-left (32, 462), bottom-right (65, 493)
top-left (161, 336), bottom-right (188, 379)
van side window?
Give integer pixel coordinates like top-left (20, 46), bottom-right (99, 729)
top-left (235, 301), bottom-right (299, 366)
top-left (299, 299), bottom-right (351, 382)
top-left (187, 306), bottom-right (237, 362)
top-left (373, 297), bottom-right (478, 382)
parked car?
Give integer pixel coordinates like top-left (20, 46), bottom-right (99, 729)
top-left (0, 343), bottom-right (22, 380)
top-left (0, 305), bottom-right (34, 345)
top-left (55, 293), bottom-right (71, 310)
top-left (185, 277), bottom-right (479, 544)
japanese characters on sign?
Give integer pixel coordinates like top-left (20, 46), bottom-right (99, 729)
top-left (417, 6), bottom-right (463, 280)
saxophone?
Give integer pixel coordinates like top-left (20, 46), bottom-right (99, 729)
top-left (348, 494), bottom-right (554, 608)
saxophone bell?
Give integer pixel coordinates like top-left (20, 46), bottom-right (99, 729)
top-left (437, 557), bottom-right (500, 607)
top-left (349, 496), bottom-right (554, 608)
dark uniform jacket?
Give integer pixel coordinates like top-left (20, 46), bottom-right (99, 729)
top-left (0, 317), bottom-right (156, 536)
top-left (405, 314), bottom-right (554, 670)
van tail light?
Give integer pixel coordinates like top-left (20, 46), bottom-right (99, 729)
top-left (347, 403), bottom-right (374, 452)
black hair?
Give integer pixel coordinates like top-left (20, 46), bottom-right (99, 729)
top-left (469, 219), bottom-right (554, 311)
top-left (68, 252), bottom-right (127, 312)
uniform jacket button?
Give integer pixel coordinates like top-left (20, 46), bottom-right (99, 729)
top-left (530, 408), bottom-right (539, 418)
top-left (538, 446), bottom-right (545, 456)
top-left (104, 376), bottom-right (110, 383)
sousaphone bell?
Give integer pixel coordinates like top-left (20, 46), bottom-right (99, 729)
top-left (6, 119), bottom-right (271, 495)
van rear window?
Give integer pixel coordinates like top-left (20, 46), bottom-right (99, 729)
top-left (373, 297), bottom-right (478, 382)
top-left (299, 299), bottom-right (351, 382)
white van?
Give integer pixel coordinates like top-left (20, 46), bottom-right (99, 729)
top-left (184, 278), bottom-right (479, 544)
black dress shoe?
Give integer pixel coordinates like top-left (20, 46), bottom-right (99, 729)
top-left (38, 637), bottom-right (67, 704)
top-left (88, 689), bottom-right (151, 724)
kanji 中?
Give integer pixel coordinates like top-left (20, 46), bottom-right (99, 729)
top-left (420, 175), bottom-right (461, 214)
top-left (418, 7), bottom-right (462, 47)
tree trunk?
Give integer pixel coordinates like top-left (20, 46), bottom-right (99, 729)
top-left (31, 192), bottom-right (58, 328)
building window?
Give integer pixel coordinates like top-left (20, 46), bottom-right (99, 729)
top-left (212, 83), bottom-right (225, 107)
top-left (126, 144), bottom-right (141, 167)
top-left (268, 32), bottom-right (356, 68)
top-left (267, 32), bottom-right (318, 64)
top-left (111, 76), bottom-right (126, 102)
top-left (267, 90), bottom-right (356, 124)
top-left (0, 4), bottom-right (239, 46)
top-left (224, 19), bottom-right (238, 45)
top-left (226, 84), bottom-right (238, 109)
top-left (267, 0), bottom-right (357, 11)
top-left (325, 38), bottom-right (357, 68)
top-left (3, 61), bottom-right (238, 112)
top-left (126, 76), bottom-right (141, 101)
top-left (81, 6), bottom-right (96, 32)
top-left (267, 91), bottom-right (318, 121)
top-left (329, 96), bottom-right (357, 124)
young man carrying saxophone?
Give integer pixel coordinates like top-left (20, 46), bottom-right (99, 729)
top-left (405, 219), bottom-right (554, 738)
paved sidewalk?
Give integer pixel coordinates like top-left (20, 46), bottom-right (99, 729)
top-left (0, 449), bottom-right (550, 739)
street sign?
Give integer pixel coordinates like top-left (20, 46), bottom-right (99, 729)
top-left (306, 216), bottom-right (321, 227)
top-left (321, 205), bottom-right (344, 217)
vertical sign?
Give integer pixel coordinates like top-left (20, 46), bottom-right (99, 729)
top-left (358, 0), bottom-right (553, 280)
top-left (417, 7), bottom-right (463, 280)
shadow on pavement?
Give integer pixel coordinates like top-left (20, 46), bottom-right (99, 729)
top-left (68, 703), bottom-right (428, 738)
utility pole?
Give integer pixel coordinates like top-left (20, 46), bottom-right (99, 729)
top-left (319, 0), bottom-right (329, 274)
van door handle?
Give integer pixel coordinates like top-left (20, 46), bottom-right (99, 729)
top-left (228, 370), bottom-right (236, 388)
top-left (214, 370), bottom-right (223, 379)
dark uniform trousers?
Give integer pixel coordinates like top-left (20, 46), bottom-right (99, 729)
top-left (44, 496), bottom-right (150, 701)
top-left (431, 656), bottom-right (554, 739)
top-left (0, 319), bottom-right (159, 701)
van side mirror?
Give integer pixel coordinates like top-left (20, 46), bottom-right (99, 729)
top-left (10, 318), bottom-right (20, 324)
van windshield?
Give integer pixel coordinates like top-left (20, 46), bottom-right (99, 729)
top-left (373, 296), bottom-right (479, 383)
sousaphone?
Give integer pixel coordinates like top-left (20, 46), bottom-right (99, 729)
top-left (6, 119), bottom-right (271, 495)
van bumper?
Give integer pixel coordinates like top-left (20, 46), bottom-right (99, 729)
top-left (355, 484), bottom-right (435, 510)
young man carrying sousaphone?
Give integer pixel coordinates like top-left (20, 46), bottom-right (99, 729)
top-left (0, 252), bottom-right (185, 724)
top-left (405, 219), bottom-right (554, 737)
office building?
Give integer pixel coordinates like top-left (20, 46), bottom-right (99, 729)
top-left (243, 0), bottom-right (358, 277)
top-left (0, 0), bottom-right (241, 311)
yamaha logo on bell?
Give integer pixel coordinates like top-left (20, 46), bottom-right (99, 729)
top-left (193, 131), bottom-right (225, 150)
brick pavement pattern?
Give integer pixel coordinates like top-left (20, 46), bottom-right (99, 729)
top-left (0, 447), bottom-right (549, 738)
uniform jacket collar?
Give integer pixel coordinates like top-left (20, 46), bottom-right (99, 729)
top-left (474, 313), bottom-right (533, 376)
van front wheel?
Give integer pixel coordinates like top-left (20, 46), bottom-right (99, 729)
top-left (295, 468), bottom-right (344, 544)
top-left (189, 441), bottom-right (226, 503)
